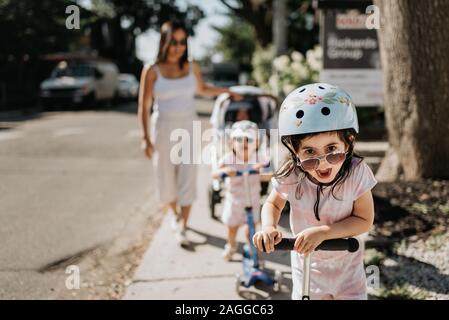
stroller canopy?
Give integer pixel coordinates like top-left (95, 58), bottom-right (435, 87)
top-left (210, 86), bottom-right (277, 130)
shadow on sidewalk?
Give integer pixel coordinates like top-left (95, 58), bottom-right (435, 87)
top-left (187, 227), bottom-right (292, 268)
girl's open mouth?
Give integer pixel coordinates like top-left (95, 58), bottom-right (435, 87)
top-left (316, 168), bottom-right (332, 179)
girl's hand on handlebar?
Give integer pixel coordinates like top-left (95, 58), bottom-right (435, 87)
top-left (252, 226), bottom-right (282, 253)
top-left (294, 226), bottom-right (328, 255)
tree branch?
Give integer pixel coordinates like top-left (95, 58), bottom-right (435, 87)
top-left (218, 0), bottom-right (242, 14)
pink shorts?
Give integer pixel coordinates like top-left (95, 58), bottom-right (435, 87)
top-left (221, 197), bottom-right (260, 226)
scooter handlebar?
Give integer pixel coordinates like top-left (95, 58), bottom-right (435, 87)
top-left (263, 238), bottom-right (359, 253)
top-left (220, 169), bottom-right (259, 179)
top-left (219, 163), bottom-right (271, 180)
top-left (318, 238), bottom-right (359, 252)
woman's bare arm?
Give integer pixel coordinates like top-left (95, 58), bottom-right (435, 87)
top-left (191, 62), bottom-right (235, 97)
top-left (138, 65), bottom-right (156, 142)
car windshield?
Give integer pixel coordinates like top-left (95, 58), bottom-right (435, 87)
top-left (52, 64), bottom-right (94, 78)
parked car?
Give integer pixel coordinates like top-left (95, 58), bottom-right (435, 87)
top-left (117, 73), bottom-right (139, 100)
top-left (40, 59), bottom-right (119, 107)
top-left (210, 63), bottom-right (239, 88)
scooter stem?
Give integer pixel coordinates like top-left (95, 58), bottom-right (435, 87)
top-left (302, 254), bottom-right (311, 300)
top-left (243, 172), bottom-right (259, 269)
top-left (243, 172), bottom-right (252, 208)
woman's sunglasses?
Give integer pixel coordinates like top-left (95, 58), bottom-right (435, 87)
top-left (170, 38), bottom-right (187, 46)
top-left (299, 151), bottom-right (348, 171)
top-left (234, 136), bottom-right (255, 143)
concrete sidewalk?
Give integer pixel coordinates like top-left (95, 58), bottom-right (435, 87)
top-left (123, 162), bottom-right (293, 300)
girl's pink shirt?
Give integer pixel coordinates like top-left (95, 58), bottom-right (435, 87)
top-left (272, 157), bottom-right (377, 260)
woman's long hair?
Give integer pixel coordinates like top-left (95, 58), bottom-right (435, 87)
top-left (275, 128), bottom-right (363, 221)
top-left (156, 20), bottom-right (189, 70)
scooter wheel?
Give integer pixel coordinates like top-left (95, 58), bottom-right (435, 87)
top-left (235, 273), bottom-right (242, 294)
top-left (273, 270), bottom-right (283, 292)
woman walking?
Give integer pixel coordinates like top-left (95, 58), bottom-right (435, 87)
top-left (138, 20), bottom-right (242, 246)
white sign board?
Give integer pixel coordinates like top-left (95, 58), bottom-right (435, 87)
top-left (320, 69), bottom-right (383, 106)
top-left (320, 10), bottom-right (383, 106)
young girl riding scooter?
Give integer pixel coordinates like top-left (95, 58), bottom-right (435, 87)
top-left (253, 83), bottom-right (377, 300)
top-left (213, 120), bottom-right (268, 261)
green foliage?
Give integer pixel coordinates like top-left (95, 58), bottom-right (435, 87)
top-left (251, 45), bottom-right (276, 91)
top-left (0, 0), bottom-right (88, 58)
top-left (0, 0), bottom-right (204, 59)
top-left (89, 0), bottom-right (204, 36)
top-left (252, 45), bottom-right (322, 98)
top-left (218, 0), bottom-right (319, 51)
top-left (212, 17), bottom-right (256, 71)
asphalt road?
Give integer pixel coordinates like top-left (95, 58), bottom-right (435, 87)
top-left (0, 101), bottom-right (173, 299)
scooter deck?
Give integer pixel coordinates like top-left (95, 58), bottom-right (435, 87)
top-left (241, 250), bottom-right (274, 288)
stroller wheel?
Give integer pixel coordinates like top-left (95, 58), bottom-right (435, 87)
top-left (273, 270), bottom-right (283, 292)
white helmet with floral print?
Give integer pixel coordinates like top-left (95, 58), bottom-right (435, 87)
top-left (278, 83), bottom-right (359, 138)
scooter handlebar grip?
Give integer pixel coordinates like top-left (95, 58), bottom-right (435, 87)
top-left (274, 238), bottom-right (296, 251)
top-left (266, 238), bottom-right (359, 252)
top-left (261, 238), bottom-right (295, 252)
top-left (316, 238), bottom-right (359, 252)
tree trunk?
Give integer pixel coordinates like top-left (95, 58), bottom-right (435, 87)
top-left (273, 0), bottom-right (287, 56)
top-left (218, 0), bottom-right (272, 47)
top-left (374, 0), bottom-right (449, 180)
